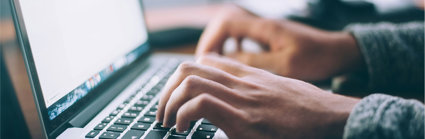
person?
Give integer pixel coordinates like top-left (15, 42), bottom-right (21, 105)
top-left (156, 6), bottom-right (424, 139)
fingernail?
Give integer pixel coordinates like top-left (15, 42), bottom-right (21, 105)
top-left (176, 127), bottom-right (184, 133)
top-left (162, 122), bottom-right (168, 128)
top-left (176, 124), bottom-right (187, 133)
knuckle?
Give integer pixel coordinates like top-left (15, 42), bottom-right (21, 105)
top-left (247, 115), bottom-right (263, 127)
top-left (196, 55), bottom-right (210, 64)
top-left (260, 19), bottom-right (282, 35)
top-left (177, 61), bottom-right (196, 73)
top-left (182, 75), bottom-right (201, 90)
top-left (195, 94), bottom-right (212, 109)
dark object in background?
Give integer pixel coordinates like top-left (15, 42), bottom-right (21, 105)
top-left (1, 52), bottom-right (31, 139)
top-left (290, 0), bottom-right (424, 30)
top-left (148, 27), bottom-right (203, 48)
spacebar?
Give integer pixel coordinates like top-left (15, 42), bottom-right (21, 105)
top-left (144, 130), bottom-right (167, 139)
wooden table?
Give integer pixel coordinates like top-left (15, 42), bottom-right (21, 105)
top-left (1, 4), bottom-right (228, 139)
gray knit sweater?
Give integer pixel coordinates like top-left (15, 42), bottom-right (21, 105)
top-left (343, 22), bottom-right (424, 139)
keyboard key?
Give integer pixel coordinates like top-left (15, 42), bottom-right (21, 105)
top-left (94, 123), bottom-right (108, 130)
top-left (99, 131), bottom-right (120, 139)
top-left (123, 99), bottom-right (132, 104)
top-left (168, 135), bottom-right (187, 139)
top-left (107, 124), bottom-right (127, 132)
top-left (117, 103), bottom-right (127, 110)
top-left (150, 105), bottom-right (158, 111)
top-left (146, 91), bottom-right (157, 96)
top-left (138, 116), bottom-right (155, 123)
top-left (153, 122), bottom-right (170, 131)
top-left (190, 121), bottom-right (197, 128)
top-left (192, 131), bottom-right (215, 139)
top-left (128, 106), bottom-right (143, 112)
top-left (197, 124), bottom-right (217, 132)
top-left (115, 118), bottom-right (133, 125)
top-left (144, 130), bottom-right (167, 139)
top-left (201, 119), bottom-right (212, 125)
top-left (145, 110), bottom-right (157, 117)
top-left (123, 95), bottom-right (135, 104)
top-left (140, 95), bottom-right (155, 101)
top-left (85, 130), bottom-right (100, 138)
top-left (131, 123), bottom-right (150, 131)
top-left (134, 100), bottom-right (149, 107)
top-left (102, 116), bottom-right (115, 123)
top-left (171, 128), bottom-right (190, 136)
top-left (110, 109), bottom-right (121, 116)
top-left (122, 130), bottom-right (145, 139)
top-left (122, 112), bottom-right (138, 118)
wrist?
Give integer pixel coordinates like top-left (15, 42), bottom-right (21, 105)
top-left (329, 31), bottom-right (366, 74)
top-left (322, 94), bottom-right (360, 139)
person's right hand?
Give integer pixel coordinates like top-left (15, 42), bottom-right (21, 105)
top-left (196, 6), bottom-right (364, 81)
top-left (156, 54), bottom-right (360, 139)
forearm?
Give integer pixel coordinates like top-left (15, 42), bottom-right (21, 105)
top-left (343, 94), bottom-right (424, 139)
top-left (344, 22), bottom-right (424, 93)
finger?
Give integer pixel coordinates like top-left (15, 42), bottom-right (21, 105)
top-left (196, 54), bottom-right (254, 77)
top-left (175, 93), bottom-right (246, 133)
top-left (195, 13), bottom-right (232, 57)
top-left (227, 52), bottom-right (281, 72)
top-left (195, 14), bottom-right (276, 57)
top-left (157, 62), bottom-right (239, 122)
top-left (163, 75), bottom-right (246, 127)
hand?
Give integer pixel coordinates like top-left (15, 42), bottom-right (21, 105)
top-left (196, 6), bottom-right (364, 81)
top-left (156, 54), bottom-right (360, 139)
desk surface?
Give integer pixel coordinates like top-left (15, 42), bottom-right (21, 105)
top-left (1, 4), bottom-right (229, 138)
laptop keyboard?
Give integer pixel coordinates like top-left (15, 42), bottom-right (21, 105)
top-left (85, 59), bottom-right (218, 139)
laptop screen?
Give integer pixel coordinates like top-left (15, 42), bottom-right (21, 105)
top-left (18, 0), bottom-right (149, 120)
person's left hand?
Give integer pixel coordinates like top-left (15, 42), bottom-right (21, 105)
top-left (156, 54), bottom-right (359, 139)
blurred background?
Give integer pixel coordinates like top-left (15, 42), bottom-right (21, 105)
top-left (0, 0), bottom-right (423, 138)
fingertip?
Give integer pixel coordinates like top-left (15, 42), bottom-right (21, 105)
top-left (176, 122), bottom-right (189, 133)
top-left (155, 115), bottom-right (162, 123)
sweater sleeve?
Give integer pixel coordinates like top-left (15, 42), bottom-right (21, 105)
top-left (344, 22), bottom-right (424, 93)
top-left (343, 94), bottom-right (424, 139)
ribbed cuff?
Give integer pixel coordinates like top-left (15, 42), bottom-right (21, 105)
top-left (343, 94), bottom-right (424, 139)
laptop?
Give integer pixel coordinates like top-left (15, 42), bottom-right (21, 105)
top-left (10, 0), bottom-right (228, 138)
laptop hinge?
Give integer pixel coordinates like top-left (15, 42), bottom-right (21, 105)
top-left (68, 58), bottom-right (150, 127)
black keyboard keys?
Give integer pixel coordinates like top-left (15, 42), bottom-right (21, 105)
top-left (107, 124), bottom-right (127, 132)
top-left (144, 130), bottom-right (168, 139)
top-left (85, 130), bottom-right (100, 138)
top-left (138, 116), bottom-right (155, 123)
top-left (99, 131), bottom-right (120, 139)
top-left (145, 110), bottom-right (157, 117)
top-left (115, 118), bottom-right (133, 125)
top-left (102, 116), bottom-right (115, 123)
top-left (131, 123), bottom-right (150, 131)
top-left (171, 128), bottom-right (190, 136)
top-left (134, 100), bottom-right (149, 107)
top-left (168, 135), bottom-right (187, 139)
top-left (122, 112), bottom-right (138, 119)
top-left (94, 123), bottom-right (108, 130)
top-left (150, 105), bottom-right (158, 111)
top-left (192, 131), bottom-right (215, 139)
top-left (110, 109), bottom-right (121, 116)
top-left (197, 124), bottom-right (217, 132)
top-left (153, 122), bottom-right (171, 131)
top-left (128, 106), bottom-right (143, 112)
top-left (117, 103), bottom-right (127, 110)
top-left (122, 130), bottom-right (145, 139)
top-left (201, 119), bottom-right (212, 125)
top-left (140, 95), bottom-right (155, 101)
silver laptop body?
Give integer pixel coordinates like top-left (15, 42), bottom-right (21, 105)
top-left (10, 0), bottom-right (227, 138)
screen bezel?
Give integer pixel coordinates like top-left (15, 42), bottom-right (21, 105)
top-left (10, 0), bottom-right (151, 137)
